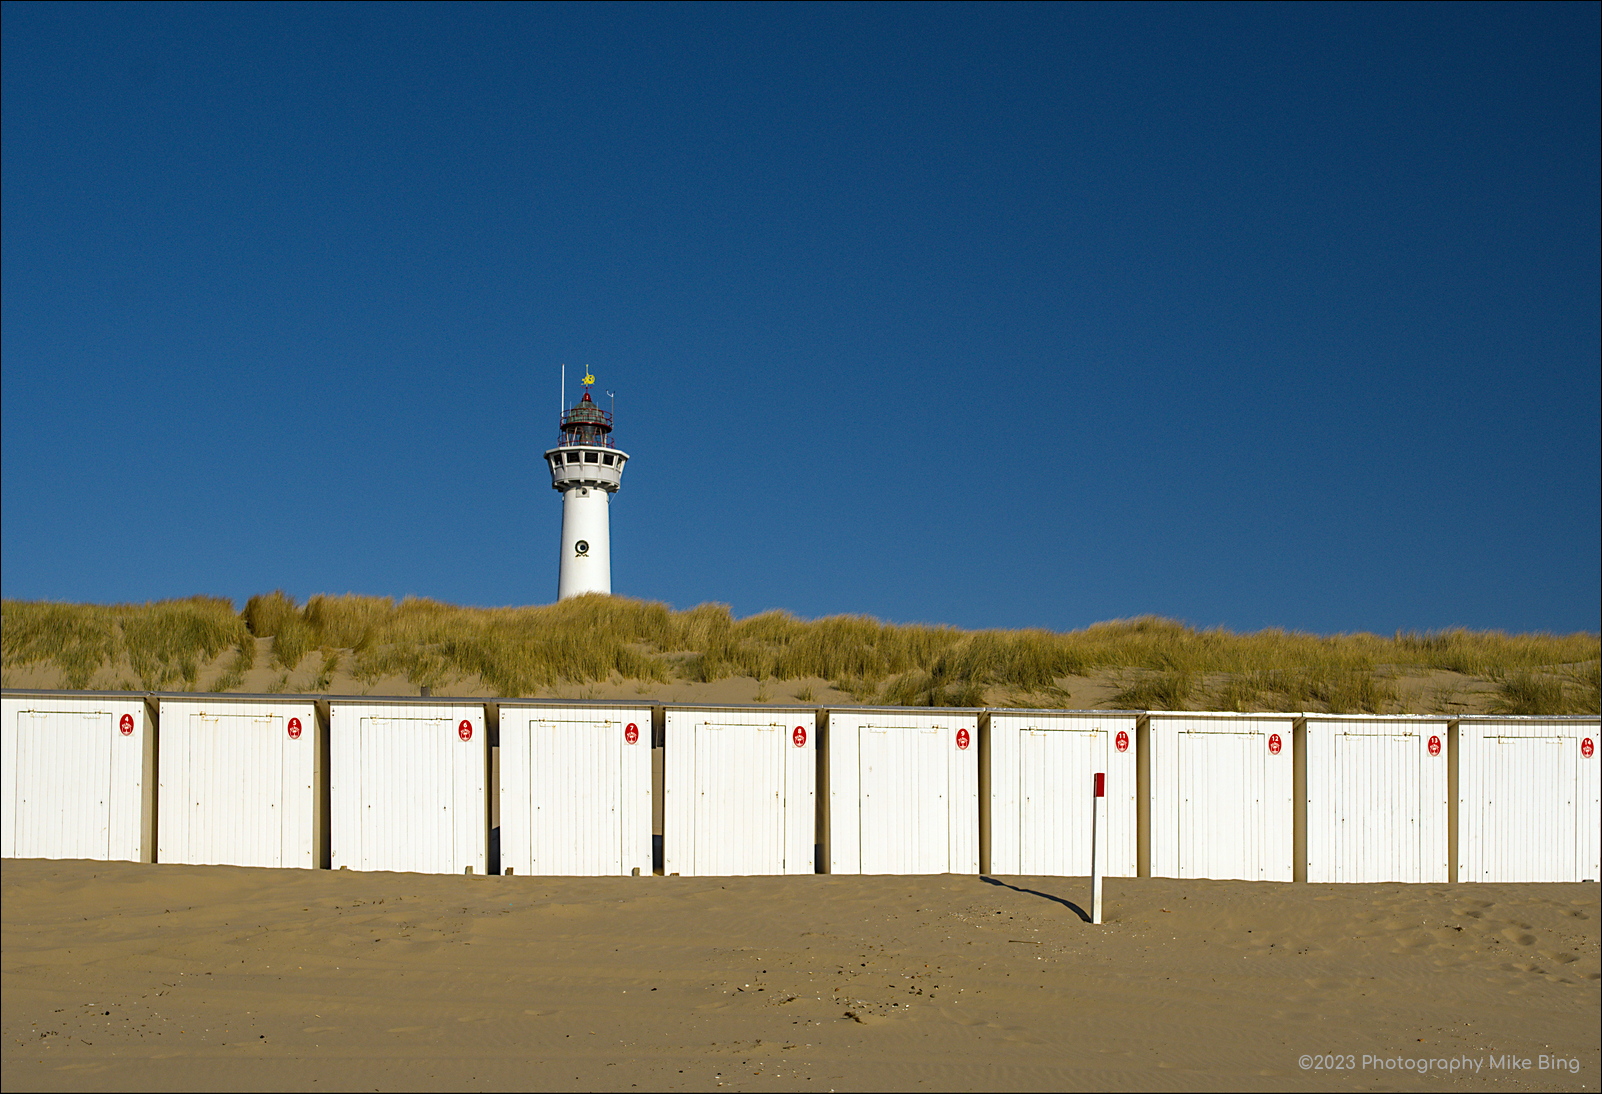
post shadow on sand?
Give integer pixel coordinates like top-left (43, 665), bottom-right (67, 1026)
top-left (981, 876), bottom-right (1092, 923)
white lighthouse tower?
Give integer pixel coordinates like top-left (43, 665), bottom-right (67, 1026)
top-left (545, 372), bottom-right (629, 599)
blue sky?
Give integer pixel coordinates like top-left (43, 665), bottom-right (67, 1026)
top-left (3, 2), bottom-right (1597, 634)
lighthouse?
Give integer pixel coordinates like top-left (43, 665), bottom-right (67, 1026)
top-left (545, 373), bottom-right (629, 599)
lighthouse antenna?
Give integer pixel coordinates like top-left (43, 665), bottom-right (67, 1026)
top-left (561, 364), bottom-right (566, 419)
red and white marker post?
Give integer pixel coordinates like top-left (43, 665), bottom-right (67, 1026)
top-left (1091, 771), bottom-right (1106, 925)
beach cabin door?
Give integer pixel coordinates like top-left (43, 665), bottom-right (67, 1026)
top-left (10, 710), bottom-right (114, 860)
top-left (169, 713), bottom-right (287, 868)
top-left (859, 725), bottom-right (948, 874)
top-left (1330, 731), bottom-right (1422, 883)
top-left (693, 722), bottom-right (785, 875)
top-left (522, 719), bottom-right (623, 875)
top-left (1019, 727), bottom-right (1099, 876)
top-left (1178, 730), bottom-right (1268, 880)
top-left (357, 717), bottom-right (456, 873)
top-left (1480, 735), bottom-right (1575, 883)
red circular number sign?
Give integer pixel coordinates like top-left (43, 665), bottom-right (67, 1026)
top-left (956, 728), bottom-right (971, 751)
top-left (792, 725), bottom-right (807, 748)
top-left (1115, 730), bottom-right (1130, 753)
top-left (457, 720), bottom-right (473, 742)
top-left (1584, 738), bottom-right (1595, 759)
top-left (1427, 735), bottom-right (1442, 757)
top-left (287, 717), bottom-right (303, 740)
top-left (1267, 733), bottom-right (1282, 755)
top-left (118, 713), bottom-right (134, 736)
top-left (624, 722), bottom-right (640, 745)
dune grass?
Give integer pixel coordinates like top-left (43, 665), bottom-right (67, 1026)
top-left (3, 594), bottom-right (1598, 713)
top-left (1, 596), bottom-right (250, 691)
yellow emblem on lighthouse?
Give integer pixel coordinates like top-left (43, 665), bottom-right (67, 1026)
top-left (581, 370), bottom-right (596, 387)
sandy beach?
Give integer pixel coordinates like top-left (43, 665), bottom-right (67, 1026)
top-left (2, 858), bottom-right (1597, 1091)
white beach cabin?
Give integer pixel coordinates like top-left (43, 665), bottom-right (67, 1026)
top-left (1, 691), bottom-right (155, 863)
top-left (662, 707), bottom-right (815, 876)
top-left (497, 701), bottom-right (652, 876)
top-left (155, 695), bottom-right (323, 869)
top-left (1455, 716), bottom-right (1600, 883)
top-left (329, 699), bottom-right (489, 875)
top-left (823, 708), bottom-right (979, 875)
top-left (1299, 714), bottom-right (1450, 883)
top-left (985, 710), bottom-right (1138, 878)
top-left (1143, 711), bottom-right (1296, 881)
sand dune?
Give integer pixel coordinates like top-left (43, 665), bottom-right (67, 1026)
top-left (0, 656), bottom-right (1529, 717)
top-left (3, 859), bottom-right (1597, 1091)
